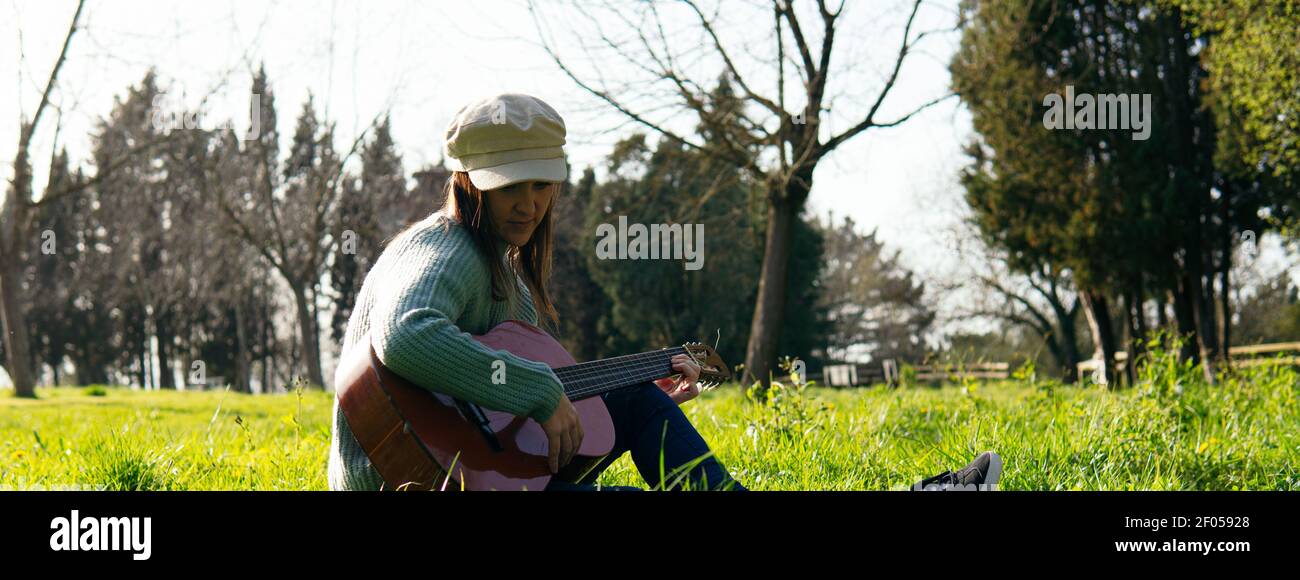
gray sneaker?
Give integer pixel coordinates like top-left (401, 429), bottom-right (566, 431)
top-left (914, 451), bottom-right (1002, 491)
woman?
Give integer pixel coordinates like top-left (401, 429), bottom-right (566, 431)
top-left (328, 93), bottom-right (746, 491)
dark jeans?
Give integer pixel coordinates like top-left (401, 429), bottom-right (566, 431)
top-left (544, 382), bottom-right (747, 491)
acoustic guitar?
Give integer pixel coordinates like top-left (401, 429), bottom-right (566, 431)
top-left (334, 319), bottom-right (730, 491)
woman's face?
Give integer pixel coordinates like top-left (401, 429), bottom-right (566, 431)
top-left (485, 180), bottom-right (557, 247)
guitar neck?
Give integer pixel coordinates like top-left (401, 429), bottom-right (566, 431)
top-left (553, 347), bottom-right (688, 401)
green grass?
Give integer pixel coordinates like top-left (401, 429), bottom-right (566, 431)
top-left (2, 353), bottom-right (1298, 490)
top-left (1, 385), bottom-right (330, 490)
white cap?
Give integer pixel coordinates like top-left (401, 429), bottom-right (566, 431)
top-left (443, 93), bottom-right (568, 190)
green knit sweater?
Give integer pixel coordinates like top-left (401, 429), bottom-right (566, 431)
top-left (327, 213), bottom-right (564, 491)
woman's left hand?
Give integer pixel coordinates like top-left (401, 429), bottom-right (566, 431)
top-left (656, 354), bottom-right (703, 406)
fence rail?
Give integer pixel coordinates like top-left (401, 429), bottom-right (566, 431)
top-left (804, 360), bottom-right (1011, 387)
top-left (1228, 341), bottom-right (1300, 356)
top-left (1075, 341), bottom-right (1300, 383)
top-left (801, 342), bottom-right (1300, 387)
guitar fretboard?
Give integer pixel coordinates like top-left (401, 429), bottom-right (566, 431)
top-left (553, 347), bottom-right (688, 400)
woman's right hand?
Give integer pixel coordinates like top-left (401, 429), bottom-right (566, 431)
top-left (539, 397), bottom-right (583, 474)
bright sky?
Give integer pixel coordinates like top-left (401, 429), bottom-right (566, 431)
top-left (1, 0), bottom-right (972, 277)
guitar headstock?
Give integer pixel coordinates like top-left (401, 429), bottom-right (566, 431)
top-left (682, 342), bottom-right (730, 390)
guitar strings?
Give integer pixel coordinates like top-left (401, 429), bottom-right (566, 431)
top-left (556, 347), bottom-right (687, 376)
top-left (555, 349), bottom-right (689, 398)
top-left (553, 348), bottom-right (686, 384)
top-left (559, 357), bottom-right (678, 397)
top-left (554, 352), bottom-right (681, 383)
top-left (544, 344), bottom-right (727, 400)
top-left (555, 349), bottom-right (681, 381)
top-left (563, 364), bottom-right (708, 399)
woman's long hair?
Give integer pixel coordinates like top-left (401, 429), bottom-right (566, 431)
top-left (438, 171), bottom-right (558, 326)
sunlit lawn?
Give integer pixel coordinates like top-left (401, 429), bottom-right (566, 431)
top-left (3, 354), bottom-right (1297, 490)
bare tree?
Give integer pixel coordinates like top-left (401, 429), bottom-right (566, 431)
top-left (531, 0), bottom-right (954, 385)
top-left (3, 3), bottom-right (237, 395)
top-left (192, 73), bottom-right (384, 389)
top-left (2, 1), bottom-right (86, 397)
top-left (970, 261), bottom-right (1084, 382)
top-left (944, 219), bottom-right (1084, 382)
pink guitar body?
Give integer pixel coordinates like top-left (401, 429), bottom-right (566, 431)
top-left (336, 320), bottom-right (615, 491)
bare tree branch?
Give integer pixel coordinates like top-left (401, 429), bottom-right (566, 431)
top-left (680, 0), bottom-right (782, 116)
top-left (819, 0), bottom-right (928, 153)
top-left (33, 132), bottom-right (177, 208)
top-left (18, 0), bottom-right (85, 152)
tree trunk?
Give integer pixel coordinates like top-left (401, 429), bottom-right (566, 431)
top-left (265, 286), bottom-right (277, 393)
top-left (1130, 290), bottom-right (1149, 386)
top-left (1217, 194), bottom-right (1232, 360)
top-left (2, 2), bottom-right (85, 398)
top-left (1080, 290), bottom-right (1117, 387)
top-left (1058, 331), bottom-right (1081, 384)
top-left (1163, 8), bottom-right (1217, 385)
top-left (262, 293), bottom-right (272, 393)
top-left (1047, 296), bottom-right (1082, 383)
top-left (1193, 264), bottom-right (1218, 385)
top-left (1172, 284), bottom-right (1198, 363)
top-left (0, 241), bottom-right (36, 398)
top-left (234, 299), bottom-right (252, 393)
top-left (1218, 266), bottom-right (1230, 360)
top-left (1155, 293), bottom-right (1168, 331)
top-left (137, 332), bottom-right (149, 389)
top-left (1134, 285), bottom-right (1149, 344)
top-left (1, 142), bottom-right (39, 397)
top-left (290, 282), bottom-right (325, 388)
top-left (157, 315), bottom-right (175, 389)
top-left (741, 191), bottom-right (798, 387)
top-left (1122, 290), bottom-right (1141, 386)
